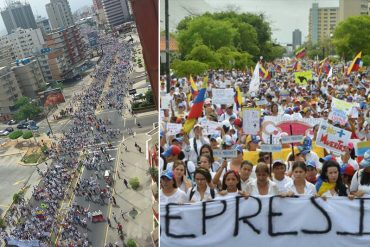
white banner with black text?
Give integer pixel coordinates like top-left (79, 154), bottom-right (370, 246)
top-left (160, 196), bottom-right (370, 247)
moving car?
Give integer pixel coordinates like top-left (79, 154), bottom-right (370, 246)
top-left (0, 130), bottom-right (9, 136)
top-left (7, 120), bottom-right (16, 125)
top-left (17, 121), bottom-right (28, 129)
top-left (5, 127), bottom-right (13, 132)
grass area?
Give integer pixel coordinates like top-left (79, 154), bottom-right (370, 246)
top-left (22, 152), bottom-right (41, 164)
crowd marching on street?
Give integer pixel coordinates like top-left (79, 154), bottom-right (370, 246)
top-left (1, 32), bottom-right (137, 246)
top-left (159, 55), bottom-right (370, 204)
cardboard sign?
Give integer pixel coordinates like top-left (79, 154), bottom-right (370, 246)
top-left (294, 71), bottom-right (312, 85)
top-left (316, 122), bottom-right (351, 155)
top-left (242, 108), bottom-right (260, 135)
top-left (328, 108), bottom-right (348, 126)
top-left (161, 95), bottom-right (172, 110)
top-left (202, 121), bottom-right (221, 135)
top-left (281, 135), bottom-right (304, 144)
top-left (213, 149), bottom-right (238, 158)
top-left (260, 144), bottom-right (282, 153)
top-left (256, 99), bottom-right (268, 106)
top-left (166, 123), bottom-right (182, 136)
top-left (212, 88), bottom-right (234, 104)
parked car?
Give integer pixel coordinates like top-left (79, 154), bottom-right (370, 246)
top-left (7, 120), bottom-right (16, 125)
top-left (5, 127), bottom-right (13, 132)
top-left (27, 125), bottom-right (39, 130)
top-left (0, 130), bottom-right (9, 136)
top-left (17, 120), bottom-right (28, 129)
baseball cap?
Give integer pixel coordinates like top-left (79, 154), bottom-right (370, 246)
top-left (234, 145), bottom-right (243, 153)
top-left (222, 120), bottom-right (231, 128)
top-left (172, 137), bottom-right (183, 143)
top-left (194, 123), bottom-right (202, 129)
top-left (161, 145), bottom-right (182, 157)
top-left (178, 102), bottom-right (185, 108)
top-left (233, 118), bottom-right (242, 127)
top-left (360, 150), bottom-right (370, 168)
top-left (306, 160), bottom-right (316, 168)
top-left (272, 160), bottom-right (286, 167)
top-left (319, 155), bottom-right (336, 163)
top-left (341, 164), bottom-right (355, 176)
top-left (246, 135), bottom-right (261, 144)
top-left (210, 134), bottom-right (220, 141)
top-left (161, 170), bottom-right (174, 180)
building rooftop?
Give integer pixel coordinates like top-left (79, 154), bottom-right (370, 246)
top-left (160, 35), bottom-right (178, 52)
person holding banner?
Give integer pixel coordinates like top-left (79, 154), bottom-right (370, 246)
top-left (218, 170), bottom-right (249, 198)
top-left (172, 161), bottom-right (192, 193)
top-left (350, 150), bottom-right (370, 197)
top-left (246, 163), bottom-right (279, 196)
top-left (316, 160), bottom-right (348, 198)
top-left (285, 161), bottom-right (316, 196)
top-left (186, 168), bottom-right (216, 203)
top-left (160, 170), bottom-right (187, 205)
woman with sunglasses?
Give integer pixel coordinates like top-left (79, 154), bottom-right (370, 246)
top-left (186, 168), bottom-right (216, 202)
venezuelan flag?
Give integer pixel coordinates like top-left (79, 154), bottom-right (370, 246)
top-left (357, 141), bottom-right (370, 157)
top-left (295, 47), bottom-right (306, 59)
top-left (347, 52), bottom-right (362, 75)
top-left (259, 65), bottom-right (270, 80)
top-left (234, 86), bottom-right (242, 110)
top-left (183, 81), bottom-right (207, 133)
top-left (318, 57), bottom-right (328, 76)
top-left (189, 75), bottom-right (198, 97)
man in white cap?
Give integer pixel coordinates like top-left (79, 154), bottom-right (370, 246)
top-left (183, 123), bottom-right (210, 164)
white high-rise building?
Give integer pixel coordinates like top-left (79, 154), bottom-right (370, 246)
top-left (0, 28), bottom-right (45, 59)
top-left (46, 0), bottom-right (74, 30)
top-left (102, 0), bottom-right (131, 28)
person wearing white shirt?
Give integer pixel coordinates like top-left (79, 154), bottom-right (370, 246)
top-left (350, 151), bottom-right (370, 197)
top-left (183, 124), bottom-right (210, 164)
top-left (160, 170), bottom-right (187, 205)
top-left (239, 161), bottom-right (255, 192)
top-left (186, 168), bottom-right (216, 202)
top-left (271, 160), bottom-right (293, 193)
top-left (246, 163), bottom-right (279, 196)
top-left (285, 161), bottom-right (316, 196)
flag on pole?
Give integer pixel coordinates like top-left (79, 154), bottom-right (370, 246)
top-left (183, 81), bottom-right (207, 134)
top-left (249, 63), bottom-right (260, 93)
top-left (347, 52), bottom-right (362, 75)
top-left (189, 75), bottom-right (198, 97)
top-left (327, 66), bottom-right (333, 80)
top-left (295, 47), bottom-right (306, 59)
top-left (259, 64), bottom-right (271, 80)
top-left (234, 86), bottom-right (243, 110)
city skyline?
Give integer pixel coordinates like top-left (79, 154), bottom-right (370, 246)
top-left (0, 0), bottom-right (93, 34)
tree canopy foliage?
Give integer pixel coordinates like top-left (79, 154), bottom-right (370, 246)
top-left (332, 15), bottom-right (370, 60)
top-left (174, 11), bottom-right (284, 73)
top-left (171, 60), bottom-right (209, 77)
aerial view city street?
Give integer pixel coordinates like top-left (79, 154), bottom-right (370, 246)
top-left (0, 0), bottom-right (158, 246)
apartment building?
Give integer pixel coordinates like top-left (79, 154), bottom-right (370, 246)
top-left (46, 0), bottom-right (74, 30)
top-left (0, 66), bottom-right (22, 121)
top-left (1, 1), bottom-right (37, 34)
top-left (308, 3), bottom-right (339, 43)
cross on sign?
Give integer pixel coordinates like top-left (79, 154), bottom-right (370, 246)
top-left (337, 129), bottom-right (345, 138)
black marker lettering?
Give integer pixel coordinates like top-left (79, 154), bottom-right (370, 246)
top-left (301, 197), bottom-right (332, 234)
top-left (202, 200), bottom-right (227, 235)
top-left (268, 196), bottom-right (298, 236)
top-left (165, 203), bottom-right (196, 238)
top-left (234, 196), bottom-right (262, 236)
top-left (337, 198), bottom-right (370, 236)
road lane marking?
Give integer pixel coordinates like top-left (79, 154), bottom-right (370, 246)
top-left (13, 179), bottom-right (26, 186)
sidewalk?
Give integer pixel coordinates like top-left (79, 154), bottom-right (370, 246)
top-left (104, 133), bottom-right (153, 246)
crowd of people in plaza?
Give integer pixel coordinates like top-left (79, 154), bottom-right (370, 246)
top-left (159, 57), bottom-right (370, 204)
top-left (1, 32), bottom-right (135, 246)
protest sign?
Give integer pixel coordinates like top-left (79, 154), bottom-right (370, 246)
top-left (260, 144), bottom-right (282, 153)
top-left (242, 108), bottom-right (260, 135)
top-left (248, 63), bottom-right (260, 93)
top-left (294, 71), bottom-right (312, 85)
top-left (166, 123), bottom-right (182, 136)
top-left (328, 107), bottom-right (348, 126)
top-left (256, 98), bottom-right (268, 106)
top-left (213, 149), bottom-right (238, 158)
top-left (316, 122), bottom-right (351, 154)
top-left (161, 95), bottom-right (171, 110)
top-left (281, 135), bottom-right (304, 144)
top-left (331, 98), bottom-right (355, 113)
top-left (212, 88), bottom-right (234, 104)
top-left (202, 121), bottom-right (221, 135)
top-left (160, 197), bottom-right (370, 247)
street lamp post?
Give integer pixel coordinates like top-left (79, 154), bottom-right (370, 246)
top-left (45, 107), bottom-right (54, 136)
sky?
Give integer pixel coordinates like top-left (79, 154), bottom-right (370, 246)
top-left (160, 0), bottom-right (340, 44)
top-left (0, 0), bottom-right (93, 34)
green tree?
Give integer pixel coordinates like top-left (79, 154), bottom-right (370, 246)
top-left (9, 130), bottom-right (23, 140)
top-left (22, 131), bottom-right (33, 139)
top-left (14, 96), bottom-right (30, 109)
top-left (127, 239), bottom-right (137, 247)
top-left (186, 44), bottom-right (221, 68)
top-left (177, 16), bottom-right (237, 58)
top-left (363, 55), bottom-right (370, 66)
top-left (14, 103), bottom-right (42, 121)
top-left (129, 177), bottom-right (140, 190)
top-left (333, 15), bottom-right (370, 60)
top-left (171, 59), bottom-right (209, 77)
top-left (215, 47), bottom-right (254, 70)
top-left (145, 90), bottom-right (154, 105)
